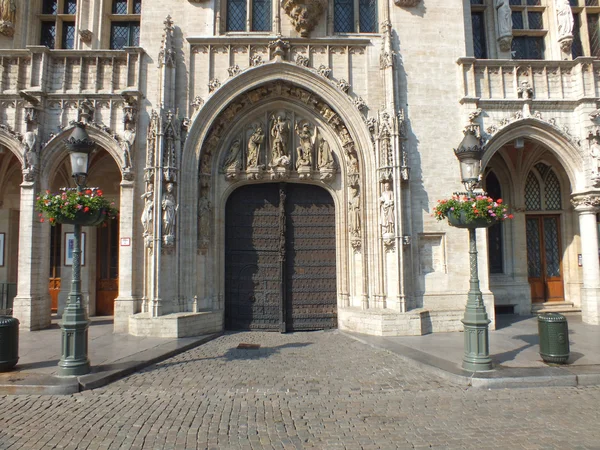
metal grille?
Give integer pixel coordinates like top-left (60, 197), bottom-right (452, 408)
top-left (113, 0), bottom-right (128, 14)
top-left (334, 0), bottom-right (354, 33)
top-left (526, 218), bottom-right (542, 278)
top-left (472, 13), bottom-right (488, 59)
top-left (40, 22), bottom-right (56, 49)
top-left (525, 171), bottom-right (542, 210)
top-left (572, 13), bottom-right (584, 58)
top-left (545, 170), bottom-right (562, 210)
top-left (359, 0), bottom-right (377, 33)
top-left (43, 0), bottom-right (58, 14)
top-left (62, 22), bottom-right (76, 49)
top-left (252, 0), bottom-right (271, 31)
top-left (64, 0), bottom-right (77, 14)
top-left (543, 218), bottom-right (560, 277)
top-left (528, 12), bottom-right (543, 29)
top-left (134, 0), bottom-right (142, 14)
top-left (588, 14), bottom-right (600, 57)
top-left (512, 12), bottom-right (524, 29)
top-left (227, 0), bottom-right (247, 31)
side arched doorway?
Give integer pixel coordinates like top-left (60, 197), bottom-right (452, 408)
top-left (225, 183), bottom-right (337, 332)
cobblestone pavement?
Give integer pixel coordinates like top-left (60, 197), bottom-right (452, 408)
top-left (1, 330), bottom-right (600, 450)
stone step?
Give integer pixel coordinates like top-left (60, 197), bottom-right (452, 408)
top-left (531, 302), bottom-right (581, 315)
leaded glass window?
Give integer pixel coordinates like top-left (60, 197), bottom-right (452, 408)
top-left (486, 171), bottom-right (504, 274)
top-left (334, 0), bottom-right (354, 33)
top-left (512, 36), bottom-right (544, 59)
top-left (572, 13), bottom-right (584, 58)
top-left (589, 14), bottom-right (600, 57)
top-left (62, 22), bottom-right (76, 49)
top-left (227, 0), bottom-right (247, 31)
top-left (566, 2), bottom-right (600, 57)
top-left (113, 0), bottom-right (128, 14)
top-left (252, 0), bottom-right (271, 32)
top-left (40, 22), bottom-right (56, 49)
top-left (43, 0), bottom-right (58, 15)
top-left (543, 217), bottom-right (560, 276)
top-left (359, 0), bottom-right (377, 33)
top-left (471, 12), bottom-right (488, 58)
top-left (544, 170), bottom-right (562, 210)
top-left (111, 22), bottom-right (140, 49)
top-left (526, 218), bottom-right (542, 277)
top-left (64, 0), bottom-right (77, 14)
top-left (525, 171), bottom-right (542, 210)
top-left (134, 0), bottom-right (142, 14)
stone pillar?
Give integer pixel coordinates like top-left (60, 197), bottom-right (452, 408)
top-left (114, 179), bottom-right (139, 333)
top-left (573, 195), bottom-right (600, 324)
top-left (12, 179), bottom-right (51, 330)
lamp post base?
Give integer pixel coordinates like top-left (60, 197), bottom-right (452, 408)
top-left (462, 305), bottom-right (493, 372)
top-left (57, 299), bottom-right (91, 377)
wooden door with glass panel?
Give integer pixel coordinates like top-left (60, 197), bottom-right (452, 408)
top-left (96, 219), bottom-right (119, 315)
top-left (49, 224), bottom-right (62, 313)
top-left (526, 215), bottom-right (564, 303)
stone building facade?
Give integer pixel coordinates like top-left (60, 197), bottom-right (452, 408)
top-left (0, 0), bottom-right (599, 337)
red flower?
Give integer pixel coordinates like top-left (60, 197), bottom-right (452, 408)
top-left (84, 206), bottom-right (90, 213)
top-left (49, 217), bottom-right (55, 223)
top-left (85, 189), bottom-right (92, 195)
top-left (97, 189), bottom-right (103, 196)
top-left (508, 214), bottom-right (514, 219)
top-left (497, 199), bottom-right (503, 204)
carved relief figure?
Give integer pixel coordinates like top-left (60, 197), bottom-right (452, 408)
top-left (379, 181), bottom-right (395, 237)
top-left (121, 121), bottom-right (136, 170)
top-left (348, 185), bottom-right (361, 238)
top-left (141, 184), bottom-right (154, 240)
top-left (317, 138), bottom-right (335, 170)
top-left (247, 127), bottom-right (265, 168)
top-left (556, 0), bottom-right (574, 38)
top-left (295, 123), bottom-right (313, 168)
top-left (222, 139), bottom-right (243, 171)
top-left (270, 114), bottom-right (290, 165)
top-left (198, 195), bottom-right (212, 240)
top-left (162, 183), bottom-right (177, 243)
top-left (495, 0), bottom-right (512, 39)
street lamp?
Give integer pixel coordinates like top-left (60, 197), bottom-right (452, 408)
top-left (454, 127), bottom-right (493, 372)
top-left (57, 122), bottom-right (95, 376)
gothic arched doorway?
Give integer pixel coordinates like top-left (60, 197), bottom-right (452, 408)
top-left (225, 183), bottom-right (337, 332)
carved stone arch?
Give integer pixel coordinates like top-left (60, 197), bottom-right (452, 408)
top-left (39, 124), bottom-right (127, 187)
top-left (482, 119), bottom-right (584, 191)
top-left (0, 129), bottom-right (25, 167)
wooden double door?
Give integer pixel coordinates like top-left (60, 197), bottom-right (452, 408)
top-left (225, 184), bottom-right (337, 332)
top-left (96, 219), bottom-right (119, 316)
top-left (526, 215), bottom-right (564, 303)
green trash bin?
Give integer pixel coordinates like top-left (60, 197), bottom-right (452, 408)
top-left (537, 313), bottom-right (569, 364)
top-left (0, 316), bottom-right (19, 371)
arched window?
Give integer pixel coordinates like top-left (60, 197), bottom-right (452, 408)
top-left (334, 0), bottom-right (377, 33)
top-left (525, 162), bottom-right (562, 211)
top-left (486, 171), bottom-right (504, 274)
top-left (524, 171), bottom-right (542, 211)
top-left (226, 0), bottom-right (272, 32)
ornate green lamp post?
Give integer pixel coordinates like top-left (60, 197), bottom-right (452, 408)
top-left (57, 123), bottom-right (95, 376)
top-left (454, 128), bottom-right (493, 372)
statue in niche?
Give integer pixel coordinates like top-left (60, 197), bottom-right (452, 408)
top-left (0, 0), bottom-right (16, 37)
top-left (556, 0), bottom-right (574, 39)
top-left (591, 140), bottom-right (600, 178)
top-left (379, 181), bottom-right (395, 237)
top-left (222, 139), bottom-right (243, 171)
top-left (120, 121), bottom-right (136, 170)
top-left (141, 184), bottom-right (154, 245)
top-left (247, 127), bottom-right (265, 168)
top-left (162, 182), bottom-right (177, 245)
top-left (317, 138), bottom-right (335, 169)
top-left (496, 0), bottom-right (512, 39)
top-left (270, 114), bottom-right (290, 166)
top-left (198, 194), bottom-right (212, 241)
top-left (23, 131), bottom-right (38, 172)
top-left (295, 123), bottom-right (313, 168)
top-left (348, 185), bottom-right (361, 238)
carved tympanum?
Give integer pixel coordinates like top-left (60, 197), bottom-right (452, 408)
top-left (282, 0), bottom-right (327, 37)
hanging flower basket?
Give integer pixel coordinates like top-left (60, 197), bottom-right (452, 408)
top-left (36, 188), bottom-right (118, 227)
top-left (433, 194), bottom-right (514, 229)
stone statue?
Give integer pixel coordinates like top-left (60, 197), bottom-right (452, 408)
top-left (556, 0), bottom-right (574, 38)
top-left (198, 195), bottom-right (211, 239)
top-left (222, 139), bottom-right (242, 171)
top-left (317, 138), bottom-right (335, 170)
top-left (591, 140), bottom-right (600, 177)
top-left (348, 185), bottom-right (361, 238)
top-left (495, 0), bottom-right (512, 40)
top-left (121, 122), bottom-right (136, 170)
top-left (295, 123), bottom-right (313, 168)
top-left (162, 182), bottom-right (177, 243)
top-left (379, 181), bottom-right (395, 237)
top-left (0, 0), bottom-right (16, 37)
top-left (23, 131), bottom-right (38, 171)
top-left (270, 114), bottom-right (290, 165)
top-left (141, 184), bottom-right (154, 240)
top-left (247, 127), bottom-right (265, 168)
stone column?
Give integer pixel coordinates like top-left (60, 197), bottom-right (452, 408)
top-left (572, 194), bottom-right (600, 324)
top-left (12, 179), bottom-right (51, 330)
top-left (114, 179), bottom-right (139, 333)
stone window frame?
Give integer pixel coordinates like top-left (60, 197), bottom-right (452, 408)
top-left (39, 0), bottom-right (77, 49)
top-left (218, 0), bottom-right (276, 34)
top-left (104, 0), bottom-right (141, 49)
top-left (331, 0), bottom-right (379, 34)
top-left (569, 0), bottom-right (600, 58)
top-left (509, 0), bottom-right (548, 59)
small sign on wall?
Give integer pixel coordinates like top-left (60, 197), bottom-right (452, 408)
top-left (120, 237), bottom-right (131, 247)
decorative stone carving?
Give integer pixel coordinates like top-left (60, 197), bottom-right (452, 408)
top-left (354, 97), bottom-right (367, 112)
top-left (22, 131), bottom-right (38, 179)
top-left (317, 65), bottom-right (332, 78)
top-left (162, 182), bottom-right (177, 247)
top-left (380, 21), bottom-right (394, 70)
top-left (269, 36), bottom-right (290, 60)
top-left (228, 65), bottom-right (241, 77)
top-left (78, 99), bottom-right (95, 124)
top-left (556, 0), bottom-right (574, 53)
top-left (141, 184), bottom-right (154, 248)
top-left (496, 0), bottom-right (513, 51)
top-left (158, 16), bottom-right (175, 68)
top-left (222, 138), bottom-right (243, 180)
top-left (120, 121), bottom-right (136, 179)
top-left (208, 78), bottom-right (221, 93)
top-left (79, 29), bottom-right (92, 43)
top-left (295, 54), bottom-right (309, 67)
top-left (281, 0), bottom-right (327, 37)
top-left (191, 96), bottom-right (204, 113)
top-left (197, 192), bottom-right (212, 250)
top-left (517, 81), bottom-right (534, 99)
top-left (349, 184), bottom-right (361, 239)
top-left (0, 0), bottom-right (16, 37)
top-left (587, 130), bottom-right (600, 187)
top-left (270, 113), bottom-right (291, 166)
top-left (571, 194), bottom-right (600, 209)
top-left (394, 0), bottom-right (421, 7)
top-left (379, 180), bottom-right (395, 239)
top-left (337, 79), bottom-right (350, 93)
top-left (295, 122), bottom-right (313, 179)
top-left (250, 55), bottom-right (264, 66)
top-left (317, 138), bottom-right (336, 181)
top-left (247, 126), bottom-right (265, 170)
